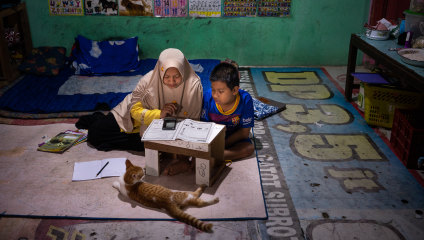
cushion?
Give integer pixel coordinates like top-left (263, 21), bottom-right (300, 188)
top-left (71, 35), bottom-right (140, 75)
top-left (253, 96), bottom-right (286, 120)
top-left (19, 47), bottom-right (67, 76)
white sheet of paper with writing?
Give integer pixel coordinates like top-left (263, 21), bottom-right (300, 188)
top-left (72, 158), bottom-right (127, 181)
top-left (176, 119), bottom-right (214, 142)
top-left (141, 119), bottom-right (181, 141)
top-left (141, 119), bottom-right (213, 143)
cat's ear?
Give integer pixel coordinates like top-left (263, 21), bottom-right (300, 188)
top-left (125, 159), bottom-right (133, 169)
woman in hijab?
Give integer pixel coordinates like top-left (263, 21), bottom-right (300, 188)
top-left (81, 48), bottom-right (203, 155)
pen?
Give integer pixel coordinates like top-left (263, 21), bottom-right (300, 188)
top-left (96, 161), bottom-right (109, 177)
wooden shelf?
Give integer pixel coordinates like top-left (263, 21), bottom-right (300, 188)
top-left (345, 34), bottom-right (424, 103)
top-left (0, 2), bottom-right (32, 83)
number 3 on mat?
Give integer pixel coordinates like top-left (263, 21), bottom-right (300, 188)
top-left (292, 134), bottom-right (384, 161)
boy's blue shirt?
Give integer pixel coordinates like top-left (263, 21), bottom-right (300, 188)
top-left (201, 88), bottom-right (254, 137)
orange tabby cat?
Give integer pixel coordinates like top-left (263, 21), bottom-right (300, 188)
top-left (113, 160), bottom-right (219, 232)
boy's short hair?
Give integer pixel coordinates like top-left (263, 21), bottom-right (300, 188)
top-left (210, 62), bottom-right (240, 90)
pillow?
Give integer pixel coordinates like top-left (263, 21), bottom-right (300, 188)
top-left (253, 96), bottom-right (286, 120)
top-left (19, 47), bottom-right (66, 76)
top-left (71, 35), bottom-right (140, 75)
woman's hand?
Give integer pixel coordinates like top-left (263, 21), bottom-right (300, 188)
top-left (160, 103), bottom-right (179, 118)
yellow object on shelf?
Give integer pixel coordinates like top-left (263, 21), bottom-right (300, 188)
top-left (357, 82), bottom-right (365, 111)
top-left (363, 83), bottom-right (422, 128)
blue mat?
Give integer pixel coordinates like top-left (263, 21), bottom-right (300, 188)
top-left (249, 67), bottom-right (424, 239)
top-left (0, 59), bottom-right (220, 117)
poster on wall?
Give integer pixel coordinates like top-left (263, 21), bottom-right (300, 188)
top-left (49, 0), bottom-right (84, 16)
top-left (257, 0), bottom-right (291, 17)
top-left (223, 0), bottom-right (256, 17)
top-left (154, 0), bottom-right (187, 17)
top-left (189, 0), bottom-right (221, 17)
top-left (119, 0), bottom-right (154, 16)
top-left (84, 0), bottom-right (119, 15)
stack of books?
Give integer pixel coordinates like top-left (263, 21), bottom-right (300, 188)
top-left (37, 129), bottom-right (87, 153)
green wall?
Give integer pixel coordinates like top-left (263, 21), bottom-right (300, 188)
top-left (24, 0), bottom-right (369, 66)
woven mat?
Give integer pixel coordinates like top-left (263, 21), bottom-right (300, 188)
top-left (0, 123), bottom-right (267, 220)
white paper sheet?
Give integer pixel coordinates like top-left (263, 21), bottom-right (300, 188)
top-left (176, 119), bottom-right (214, 142)
top-left (141, 119), bottom-right (213, 143)
top-left (72, 158), bottom-right (127, 181)
top-left (141, 119), bottom-right (181, 141)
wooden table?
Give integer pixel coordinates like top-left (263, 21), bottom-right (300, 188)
top-left (345, 33), bottom-right (424, 102)
top-left (144, 124), bottom-right (226, 186)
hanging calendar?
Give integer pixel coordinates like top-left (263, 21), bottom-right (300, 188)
top-left (154, 0), bottom-right (188, 17)
top-left (48, 0), bottom-right (292, 17)
top-left (257, 0), bottom-right (291, 17)
top-left (189, 0), bottom-right (221, 17)
top-left (223, 0), bottom-right (256, 17)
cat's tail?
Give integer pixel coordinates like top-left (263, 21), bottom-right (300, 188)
top-left (168, 207), bottom-right (213, 233)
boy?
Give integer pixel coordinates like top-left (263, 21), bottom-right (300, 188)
top-left (201, 62), bottom-right (255, 160)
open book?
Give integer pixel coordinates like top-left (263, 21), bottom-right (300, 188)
top-left (72, 158), bottom-right (127, 181)
top-left (141, 119), bottom-right (214, 143)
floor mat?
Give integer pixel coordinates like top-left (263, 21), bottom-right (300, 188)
top-left (248, 67), bottom-right (424, 240)
top-left (0, 59), bottom-right (219, 117)
top-left (2, 67), bottom-right (422, 239)
top-left (0, 123), bottom-right (266, 220)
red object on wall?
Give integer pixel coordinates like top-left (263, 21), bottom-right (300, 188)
top-left (369, 0), bottom-right (410, 25)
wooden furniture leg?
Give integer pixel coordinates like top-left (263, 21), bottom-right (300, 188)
top-left (195, 158), bottom-right (211, 186)
top-left (145, 148), bottom-right (160, 176)
top-left (345, 34), bottom-right (358, 102)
